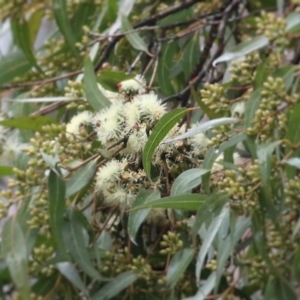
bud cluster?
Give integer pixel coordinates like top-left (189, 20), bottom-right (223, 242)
top-left (230, 52), bottom-right (261, 86)
top-left (247, 76), bottom-right (290, 141)
top-left (255, 12), bottom-right (288, 49)
top-left (159, 231), bottom-right (183, 255)
top-left (201, 83), bottom-right (230, 115)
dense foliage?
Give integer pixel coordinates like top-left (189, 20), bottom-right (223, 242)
top-left (1, 0), bottom-right (300, 299)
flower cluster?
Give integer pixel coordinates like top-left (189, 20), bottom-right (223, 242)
top-left (64, 75), bottom-right (167, 207)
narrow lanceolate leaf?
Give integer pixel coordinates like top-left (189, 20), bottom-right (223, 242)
top-left (130, 194), bottom-right (207, 211)
top-left (0, 165), bottom-right (14, 176)
top-left (2, 218), bottom-right (31, 299)
top-left (157, 42), bottom-right (177, 95)
top-left (0, 51), bottom-right (32, 85)
top-left (63, 209), bottom-right (103, 281)
top-left (265, 278), bottom-right (297, 300)
top-left (256, 141), bottom-right (281, 219)
top-left (195, 207), bottom-right (229, 283)
top-left (12, 96), bottom-right (80, 103)
top-left (121, 14), bottom-right (151, 56)
top-left (11, 17), bottom-right (43, 73)
top-left (286, 12), bottom-right (300, 33)
top-left (285, 158), bottom-right (300, 169)
top-left (0, 116), bottom-right (58, 131)
top-left (92, 271), bottom-right (138, 300)
top-left (143, 108), bottom-right (189, 180)
top-left (167, 248), bottom-right (195, 287)
top-left (161, 117), bottom-right (238, 144)
top-left (244, 88), bottom-right (262, 128)
top-left (48, 169), bottom-right (67, 257)
top-left (56, 262), bottom-right (89, 296)
top-left (184, 272), bottom-right (217, 300)
top-left (53, 0), bottom-right (78, 55)
top-left (213, 35), bottom-right (269, 66)
top-left (83, 57), bottom-right (111, 111)
top-left (41, 151), bottom-right (60, 175)
top-left (183, 32), bottom-right (200, 80)
top-left (16, 194), bottom-right (38, 256)
top-left (171, 168), bottom-right (209, 196)
top-left (285, 101), bottom-right (300, 178)
top-left (66, 159), bottom-right (97, 198)
top-left (128, 190), bottom-right (161, 243)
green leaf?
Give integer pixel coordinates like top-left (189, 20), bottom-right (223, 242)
top-left (171, 168), bottom-right (209, 196)
top-left (195, 207), bottom-right (229, 283)
top-left (63, 209), bottom-right (103, 280)
top-left (157, 42), bottom-right (177, 95)
top-left (244, 88), bottom-right (262, 128)
top-left (257, 141), bottom-right (281, 214)
top-left (285, 157), bottom-right (300, 169)
top-left (121, 15), bottom-right (151, 56)
top-left (48, 169), bottom-right (68, 258)
top-left (2, 218), bottom-right (31, 299)
top-left (192, 192), bottom-right (229, 238)
top-left (28, 8), bottom-right (44, 45)
top-left (167, 248), bottom-right (195, 288)
top-left (0, 165), bottom-right (14, 176)
top-left (0, 51), bottom-right (31, 85)
top-left (130, 194), bottom-right (207, 211)
top-left (128, 190), bottom-right (161, 242)
top-left (16, 194), bottom-right (38, 256)
top-left (273, 65), bottom-right (296, 90)
top-left (70, 2), bottom-right (97, 40)
top-left (97, 70), bottom-right (135, 92)
top-left (66, 159), bottom-right (97, 198)
top-left (53, 0), bottom-right (78, 55)
top-left (254, 63), bottom-right (269, 88)
top-left (285, 101), bottom-right (300, 178)
top-left (286, 12), bottom-right (300, 33)
top-left (184, 272), bottom-right (217, 300)
top-left (83, 57), bottom-right (111, 111)
top-left (32, 276), bottom-right (57, 296)
top-left (56, 262), bottom-right (89, 296)
top-left (265, 278), bottom-right (297, 300)
top-left (41, 151), bottom-right (60, 175)
top-left (183, 33), bottom-right (200, 80)
top-left (216, 216), bottom-right (251, 290)
top-left (92, 270), bottom-right (137, 300)
top-left (11, 17), bottom-right (43, 73)
top-left (0, 116), bottom-right (58, 131)
top-left (162, 117), bottom-right (238, 144)
top-left (142, 108), bottom-right (188, 180)
top-left (213, 35), bottom-right (269, 66)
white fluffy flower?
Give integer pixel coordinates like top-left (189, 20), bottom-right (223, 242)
top-left (133, 93), bottom-right (166, 124)
top-left (123, 101), bottom-right (141, 131)
top-left (66, 111), bottom-right (92, 137)
top-left (95, 158), bottom-right (128, 191)
top-left (93, 102), bottom-right (125, 143)
top-left (117, 74), bottom-right (147, 95)
top-left (188, 130), bottom-right (211, 157)
top-left (97, 83), bottom-right (125, 104)
top-left (120, 123), bottom-right (148, 158)
top-left (0, 132), bottom-right (20, 165)
top-left (102, 185), bottom-right (135, 207)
